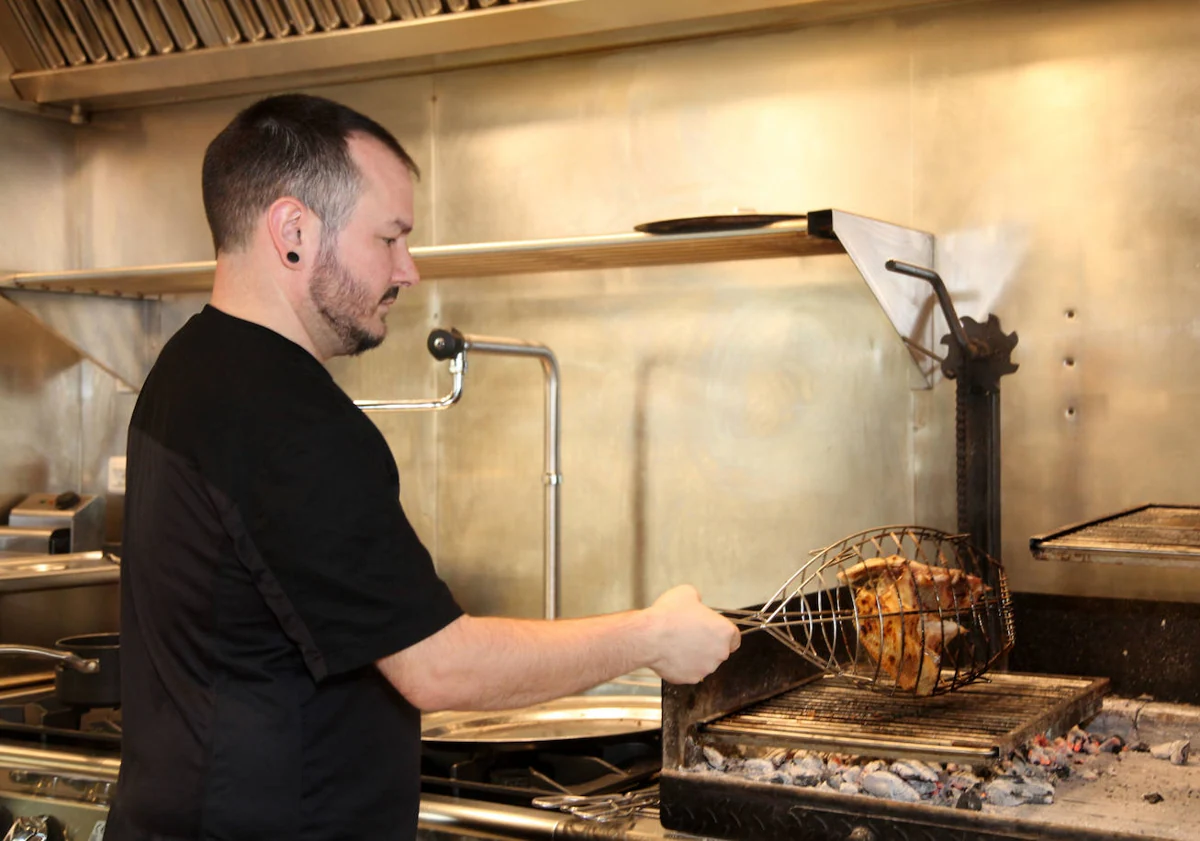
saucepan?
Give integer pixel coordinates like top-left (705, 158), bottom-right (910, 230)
top-left (0, 632), bottom-right (120, 707)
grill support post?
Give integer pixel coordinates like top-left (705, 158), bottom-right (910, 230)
top-left (884, 261), bottom-right (1018, 560)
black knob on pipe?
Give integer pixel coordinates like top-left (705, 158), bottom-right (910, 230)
top-left (427, 328), bottom-right (466, 361)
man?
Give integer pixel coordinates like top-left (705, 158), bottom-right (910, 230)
top-left (106, 93), bottom-right (740, 841)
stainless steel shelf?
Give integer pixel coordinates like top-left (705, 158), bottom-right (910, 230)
top-left (0, 221), bottom-right (844, 297)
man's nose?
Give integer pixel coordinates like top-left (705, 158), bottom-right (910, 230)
top-left (394, 244), bottom-right (420, 288)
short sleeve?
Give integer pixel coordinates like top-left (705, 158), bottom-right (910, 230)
top-left (239, 411), bottom-right (462, 681)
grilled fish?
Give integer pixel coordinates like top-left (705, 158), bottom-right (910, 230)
top-left (837, 556), bottom-right (989, 696)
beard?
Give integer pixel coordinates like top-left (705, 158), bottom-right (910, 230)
top-left (309, 241), bottom-right (398, 357)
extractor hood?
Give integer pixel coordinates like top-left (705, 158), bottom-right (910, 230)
top-left (0, 0), bottom-right (983, 116)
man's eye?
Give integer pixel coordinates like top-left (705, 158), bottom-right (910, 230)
top-left (383, 237), bottom-right (398, 246)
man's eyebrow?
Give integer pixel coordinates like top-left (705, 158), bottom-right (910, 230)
top-left (389, 219), bottom-right (414, 234)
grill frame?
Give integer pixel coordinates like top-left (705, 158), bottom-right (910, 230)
top-left (659, 772), bottom-right (1172, 841)
top-left (660, 629), bottom-right (1125, 841)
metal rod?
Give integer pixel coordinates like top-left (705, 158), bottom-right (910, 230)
top-left (0, 745), bottom-right (122, 782)
top-left (460, 333), bottom-right (562, 621)
top-left (419, 793), bottom-right (564, 838)
top-left (0, 645), bottom-right (98, 673)
top-left (884, 259), bottom-right (971, 352)
top-left (354, 354), bottom-right (465, 412)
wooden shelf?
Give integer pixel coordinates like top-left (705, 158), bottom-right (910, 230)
top-left (0, 221), bottom-right (843, 297)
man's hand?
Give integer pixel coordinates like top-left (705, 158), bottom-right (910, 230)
top-left (644, 585), bottom-right (740, 684)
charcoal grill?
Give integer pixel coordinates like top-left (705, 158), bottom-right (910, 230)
top-left (656, 630), bottom-right (1177, 841)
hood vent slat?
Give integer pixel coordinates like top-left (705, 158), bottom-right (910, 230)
top-left (7, 0), bottom-right (67, 68)
top-left (7, 0), bottom-right (544, 70)
top-left (126, 0), bottom-right (175, 54)
top-left (154, 0), bottom-right (200, 50)
top-left (106, 0), bottom-right (154, 57)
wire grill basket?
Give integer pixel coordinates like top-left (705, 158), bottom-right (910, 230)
top-left (730, 526), bottom-right (1015, 697)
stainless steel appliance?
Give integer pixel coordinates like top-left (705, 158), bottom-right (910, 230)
top-left (0, 494), bottom-right (106, 558)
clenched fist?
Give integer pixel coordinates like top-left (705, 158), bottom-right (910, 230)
top-left (644, 585), bottom-right (741, 684)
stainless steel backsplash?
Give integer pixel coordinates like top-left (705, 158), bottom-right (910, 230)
top-left (3, 0), bottom-right (1200, 624)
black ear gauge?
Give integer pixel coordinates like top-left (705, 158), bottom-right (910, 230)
top-left (286, 251), bottom-right (300, 264)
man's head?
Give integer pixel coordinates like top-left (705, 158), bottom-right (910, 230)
top-left (202, 94), bottom-right (420, 358)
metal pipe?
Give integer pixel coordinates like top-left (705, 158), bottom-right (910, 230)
top-left (354, 327), bottom-right (563, 619)
top-left (0, 744), bottom-right (121, 782)
top-left (418, 793), bottom-right (565, 839)
top-left (459, 332), bottom-right (562, 621)
top-left (353, 353), bottom-right (466, 412)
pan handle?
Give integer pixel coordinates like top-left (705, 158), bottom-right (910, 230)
top-left (0, 644), bottom-right (99, 673)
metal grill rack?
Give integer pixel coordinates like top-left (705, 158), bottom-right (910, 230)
top-left (1031, 504), bottom-right (1200, 568)
top-left (699, 672), bottom-right (1110, 765)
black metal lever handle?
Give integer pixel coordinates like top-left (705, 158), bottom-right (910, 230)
top-left (884, 259), bottom-right (971, 353)
top-left (427, 328), bottom-right (466, 361)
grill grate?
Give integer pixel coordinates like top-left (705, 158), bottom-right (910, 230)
top-left (701, 672), bottom-right (1108, 763)
top-left (1031, 504), bottom-right (1200, 568)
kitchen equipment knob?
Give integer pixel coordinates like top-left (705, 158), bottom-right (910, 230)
top-left (427, 328), bottom-right (466, 361)
top-left (845, 827), bottom-right (877, 841)
top-left (53, 491), bottom-right (80, 510)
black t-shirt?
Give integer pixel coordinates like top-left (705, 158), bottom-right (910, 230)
top-left (106, 305), bottom-right (462, 841)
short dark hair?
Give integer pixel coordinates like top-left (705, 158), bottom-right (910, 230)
top-left (201, 93), bottom-right (420, 254)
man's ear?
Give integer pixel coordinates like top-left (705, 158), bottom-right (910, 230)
top-left (267, 197), bottom-right (310, 270)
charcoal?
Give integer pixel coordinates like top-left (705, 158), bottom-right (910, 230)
top-left (948, 772), bottom-right (982, 790)
top-left (840, 782), bottom-right (862, 796)
top-left (908, 780), bottom-right (938, 797)
top-left (765, 748), bottom-right (790, 768)
top-left (1149, 740), bottom-right (1189, 766)
top-left (742, 758), bottom-right (775, 779)
top-left (983, 778), bottom-right (1055, 807)
top-left (1098, 736), bottom-right (1124, 754)
top-left (841, 765), bottom-right (863, 786)
top-left (1144, 792), bottom-right (1165, 805)
top-left (890, 760), bottom-right (941, 783)
top-left (1026, 745), bottom-right (1052, 766)
top-left (862, 771), bottom-right (922, 803)
top-left (702, 746), bottom-right (726, 771)
top-left (1066, 725), bottom-right (1090, 750)
top-left (955, 786), bottom-right (984, 811)
top-left (1004, 756), bottom-right (1037, 778)
top-left (862, 759), bottom-right (888, 775)
top-left (787, 755), bottom-right (826, 786)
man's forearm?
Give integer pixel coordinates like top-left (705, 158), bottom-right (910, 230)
top-left (378, 611), bottom-right (656, 711)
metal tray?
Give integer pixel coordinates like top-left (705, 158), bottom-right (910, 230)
top-left (635, 213), bottom-right (806, 235)
top-left (421, 695), bottom-right (660, 743)
top-left (1030, 504), bottom-right (1200, 568)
